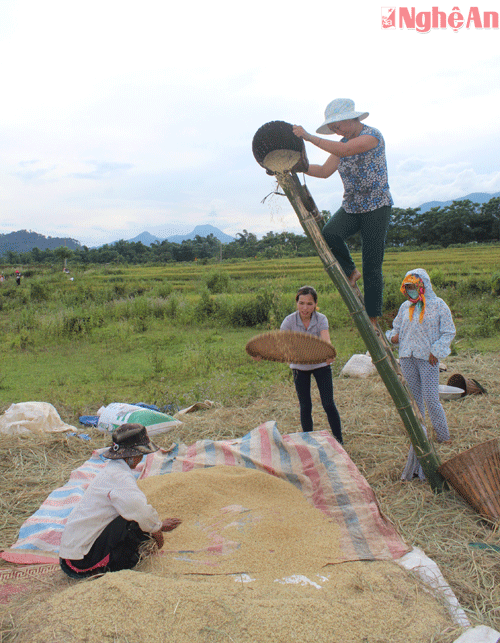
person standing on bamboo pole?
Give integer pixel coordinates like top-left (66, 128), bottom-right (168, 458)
top-left (293, 98), bottom-right (393, 326)
top-left (280, 285), bottom-right (343, 444)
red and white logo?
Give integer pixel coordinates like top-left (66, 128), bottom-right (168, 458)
top-left (381, 6), bottom-right (499, 32)
top-left (382, 7), bottom-right (397, 28)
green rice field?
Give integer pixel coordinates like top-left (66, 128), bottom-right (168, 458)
top-left (0, 244), bottom-right (499, 423)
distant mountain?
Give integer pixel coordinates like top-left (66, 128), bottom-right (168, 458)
top-left (124, 231), bottom-right (162, 246)
top-left (106, 225), bottom-right (235, 248)
top-left (165, 225), bottom-right (234, 244)
top-left (0, 230), bottom-right (81, 256)
top-left (417, 192), bottom-right (500, 213)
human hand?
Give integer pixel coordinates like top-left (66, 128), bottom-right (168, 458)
top-left (152, 530), bottom-right (164, 549)
top-left (429, 353), bottom-right (438, 366)
top-left (391, 334), bottom-right (399, 344)
top-left (161, 518), bottom-right (182, 532)
top-left (293, 125), bottom-right (309, 140)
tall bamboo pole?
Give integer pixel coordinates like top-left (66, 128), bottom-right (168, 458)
top-left (275, 170), bottom-right (447, 492)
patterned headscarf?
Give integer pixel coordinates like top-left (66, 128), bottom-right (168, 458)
top-left (400, 274), bottom-right (426, 323)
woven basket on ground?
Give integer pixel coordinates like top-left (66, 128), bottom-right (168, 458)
top-left (446, 373), bottom-right (487, 396)
top-left (437, 439), bottom-right (500, 524)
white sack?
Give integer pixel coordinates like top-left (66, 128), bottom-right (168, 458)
top-left (452, 626), bottom-right (500, 643)
top-left (0, 402), bottom-right (77, 435)
top-left (339, 353), bottom-right (377, 378)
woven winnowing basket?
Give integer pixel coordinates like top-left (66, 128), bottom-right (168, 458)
top-left (252, 121), bottom-right (309, 174)
top-left (246, 330), bottom-right (336, 365)
top-left (437, 439), bottom-right (500, 523)
top-left (446, 373), bottom-right (486, 396)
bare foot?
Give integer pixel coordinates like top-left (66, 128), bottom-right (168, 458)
top-left (369, 317), bottom-right (380, 335)
top-left (348, 268), bottom-right (362, 287)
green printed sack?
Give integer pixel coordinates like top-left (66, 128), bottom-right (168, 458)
top-left (97, 403), bottom-right (182, 436)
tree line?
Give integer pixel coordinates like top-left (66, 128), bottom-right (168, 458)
top-left (387, 197), bottom-right (500, 248)
top-left (0, 230), bottom-right (315, 265)
top-left (2, 197), bottom-right (499, 266)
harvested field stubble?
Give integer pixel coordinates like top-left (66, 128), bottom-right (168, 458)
top-left (0, 352), bottom-right (499, 640)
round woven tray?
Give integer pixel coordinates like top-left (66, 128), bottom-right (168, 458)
top-left (246, 330), bottom-right (336, 365)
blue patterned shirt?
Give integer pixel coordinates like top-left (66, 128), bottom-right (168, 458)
top-left (338, 125), bottom-right (393, 213)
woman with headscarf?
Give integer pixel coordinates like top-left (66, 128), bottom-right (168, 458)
top-left (293, 98), bottom-right (393, 325)
top-left (386, 268), bottom-right (456, 480)
top-left (59, 423), bottom-right (181, 578)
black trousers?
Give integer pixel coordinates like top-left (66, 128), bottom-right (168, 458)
top-left (60, 516), bottom-right (152, 579)
top-left (292, 365), bottom-right (343, 444)
top-left (322, 205), bottom-right (392, 318)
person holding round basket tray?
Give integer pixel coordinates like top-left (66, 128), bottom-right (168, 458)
top-left (292, 98), bottom-right (393, 326)
top-left (280, 285), bottom-right (343, 444)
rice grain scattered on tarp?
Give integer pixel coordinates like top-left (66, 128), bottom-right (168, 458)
top-left (138, 465), bottom-right (342, 578)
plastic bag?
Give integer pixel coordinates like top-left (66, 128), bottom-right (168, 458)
top-left (0, 402), bottom-right (77, 435)
top-left (339, 353), bottom-right (377, 379)
top-left (97, 403), bottom-right (182, 436)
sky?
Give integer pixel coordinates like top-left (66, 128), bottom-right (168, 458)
top-left (1, 0), bottom-right (500, 247)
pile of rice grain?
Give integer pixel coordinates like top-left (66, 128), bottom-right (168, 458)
top-left (6, 457), bottom-right (461, 642)
top-left (138, 465), bottom-right (341, 578)
top-left (16, 563), bottom-right (459, 643)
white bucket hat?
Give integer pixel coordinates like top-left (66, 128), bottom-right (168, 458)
top-left (316, 98), bottom-right (369, 135)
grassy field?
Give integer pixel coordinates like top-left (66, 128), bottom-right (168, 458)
top-left (0, 245), bottom-right (499, 419)
top-left (1, 246), bottom-right (500, 638)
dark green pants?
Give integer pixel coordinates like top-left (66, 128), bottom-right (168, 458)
top-left (322, 205), bottom-right (392, 317)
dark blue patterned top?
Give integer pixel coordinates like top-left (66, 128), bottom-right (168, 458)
top-left (338, 125), bottom-right (393, 213)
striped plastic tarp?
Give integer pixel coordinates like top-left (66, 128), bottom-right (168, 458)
top-left (0, 422), bottom-right (409, 565)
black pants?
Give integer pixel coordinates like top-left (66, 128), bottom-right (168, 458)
top-left (292, 365), bottom-right (343, 444)
top-left (322, 205), bottom-right (392, 318)
top-left (60, 516), bottom-right (152, 579)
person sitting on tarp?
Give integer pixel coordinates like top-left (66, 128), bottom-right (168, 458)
top-left (59, 423), bottom-right (181, 579)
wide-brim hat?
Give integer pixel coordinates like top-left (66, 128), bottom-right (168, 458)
top-left (103, 423), bottom-right (159, 460)
top-left (316, 98), bottom-right (369, 135)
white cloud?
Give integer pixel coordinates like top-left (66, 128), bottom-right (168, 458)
top-left (391, 161), bottom-right (500, 207)
top-left (0, 0), bottom-right (499, 244)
